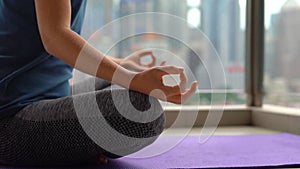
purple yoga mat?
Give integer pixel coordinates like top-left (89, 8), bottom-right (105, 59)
top-left (2, 133), bottom-right (300, 169)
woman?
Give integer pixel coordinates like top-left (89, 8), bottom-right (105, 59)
top-left (0, 0), bottom-right (198, 167)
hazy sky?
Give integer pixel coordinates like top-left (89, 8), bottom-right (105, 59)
top-left (189, 0), bottom-right (299, 29)
top-left (239, 0), bottom-right (300, 29)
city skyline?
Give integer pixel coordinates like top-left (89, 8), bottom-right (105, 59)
top-left (264, 0), bottom-right (300, 108)
top-left (79, 0), bottom-right (300, 107)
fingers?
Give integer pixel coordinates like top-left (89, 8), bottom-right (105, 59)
top-left (138, 50), bottom-right (156, 67)
top-left (133, 64), bottom-right (149, 71)
top-left (148, 66), bottom-right (197, 104)
top-left (166, 81), bottom-right (198, 104)
top-left (181, 81), bottom-right (198, 103)
top-left (156, 66), bottom-right (186, 96)
top-left (179, 69), bottom-right (187, 92)
top-left (138, 50), bottom-right (153, 57)
top-left (160, 61), bottom-right (167, 66)
top-left (163, 85), bottom-right (181, 97)
top-left (156, 65), bottom-right (184, 76)
top-left (135, 51), bottom-right (153, 65)
top-left (150, 85), bottom-right (181, 101)
top-left (147, 53), bottom-right (157, 67)
top-left (137, 50), bottom-right (167, 68)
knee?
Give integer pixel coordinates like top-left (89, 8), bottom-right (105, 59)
top-left (93, 89), bottom-right (166, 157)
top-left (95, 88), bottom-right (165, 138)
top-left (128, 90), bottom-right (166, 136)
top-left (126, 89), bottom-right (166, 141)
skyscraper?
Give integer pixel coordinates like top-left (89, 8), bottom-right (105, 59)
top-left (118, 0), bottom-right (187, 57)
top-left (201, 0), bottom-right (243, 89)
top-left (273, 0), bottom-right (300, 92)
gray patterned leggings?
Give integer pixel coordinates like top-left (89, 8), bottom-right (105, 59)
top-left (0, 78), bottom-right (165, 167)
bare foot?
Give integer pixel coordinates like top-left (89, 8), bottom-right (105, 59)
top-left (88, 154), bottom-right (108, 165)
top-left (98, 154), bottom-right (108, 165)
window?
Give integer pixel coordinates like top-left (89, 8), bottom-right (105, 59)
top-left (264, 0), bottom-right (300, 108)
top-left (80, 0), bottom-right (247, 106)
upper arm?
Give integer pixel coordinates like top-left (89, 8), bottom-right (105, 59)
top-left (34, 0), bottom-right (72, 46)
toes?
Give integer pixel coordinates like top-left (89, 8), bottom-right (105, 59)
top-left (98, 154), bottom-right (108, 165)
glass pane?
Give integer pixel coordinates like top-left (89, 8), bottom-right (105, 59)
top-left (264, 0), bottom-right (300, 108)
top-left (79, 0), bottom-right (247, 106)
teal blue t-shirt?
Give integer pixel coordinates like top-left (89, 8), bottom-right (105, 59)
top-left (0, 0), bottom-right (87, 118)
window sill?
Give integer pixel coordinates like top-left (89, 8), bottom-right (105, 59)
top-left (163, 105), bottom-right (250, 112)
top-left (163, 105), bottom-right (251, 128)
top-left (163, 104), bottom-right (300, 135)
top-left (252, 105), bottom-right (300, 116)
top-left (251, 105), bottom-right (300, 135)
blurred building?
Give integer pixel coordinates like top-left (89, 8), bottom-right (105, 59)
top-left (80, 0), bottom-right (245, 91)
top-left (272, 0), bottom-right (300, 92)
top-left (265, 13), bottom-right (279, 79)
top-left (118, 0), bottom-right (188, 57)
top-left (201, 0), bottom-right (244, 89)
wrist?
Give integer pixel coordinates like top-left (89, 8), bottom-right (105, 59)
top-left (129, 71), bottom-right (148, 95)
top-left (114, 57), bottom-right (123, 65)
top-left (111, 67), bottom-right (137, 89)
top-left (129, 71), bottom-right (141, 91)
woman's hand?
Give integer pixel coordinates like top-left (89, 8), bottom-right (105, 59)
top-left (130, 66), bottom-right (198, 104)
top-left (120, 50), bottom-right (166, 71)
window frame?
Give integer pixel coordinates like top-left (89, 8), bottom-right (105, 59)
top-left (245, 0), bottom-right (265, 107)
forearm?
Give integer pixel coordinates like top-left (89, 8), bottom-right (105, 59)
top-left (43, 28), bottom-right (134, 88)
